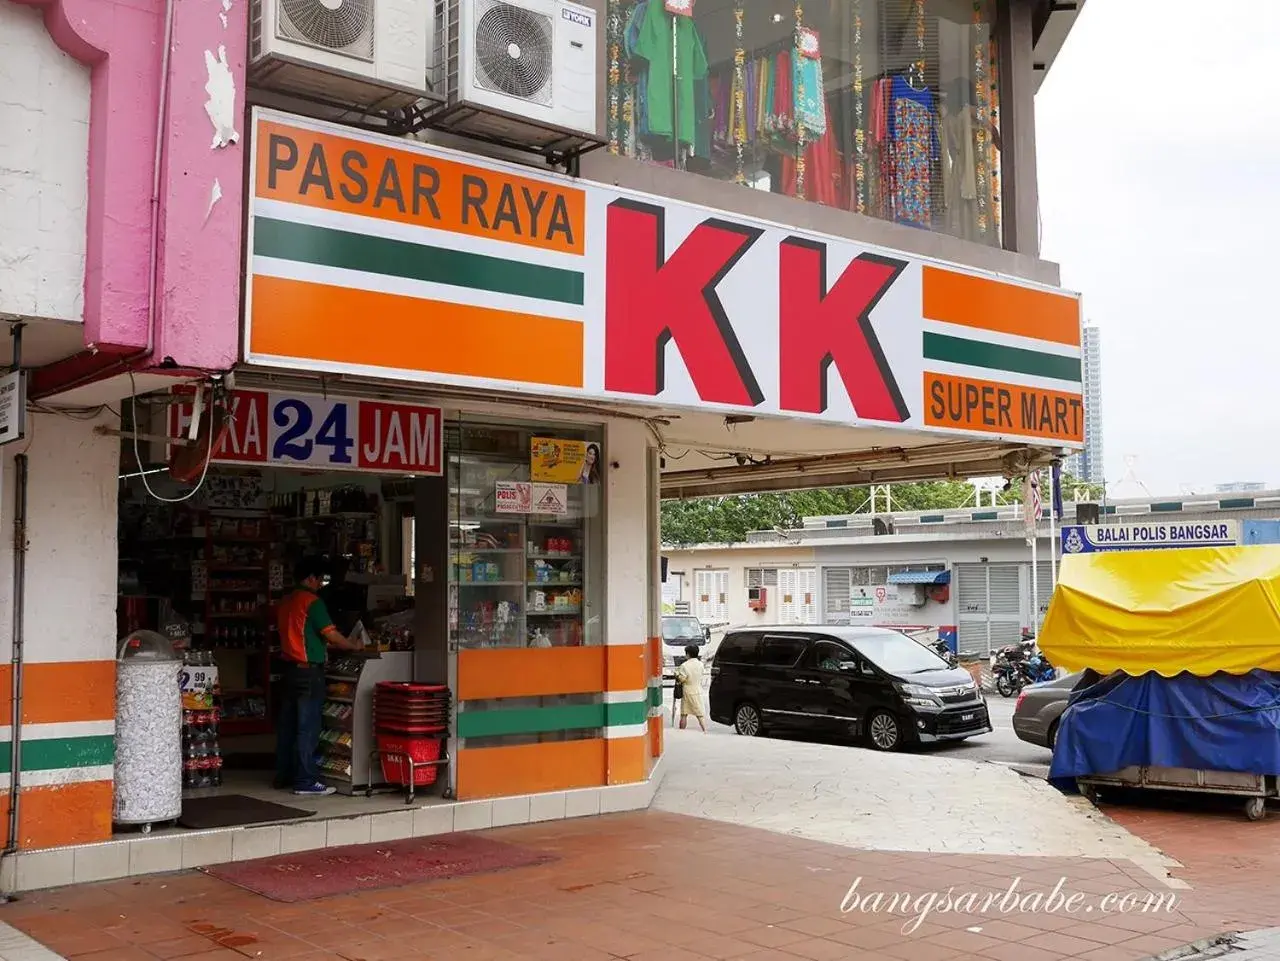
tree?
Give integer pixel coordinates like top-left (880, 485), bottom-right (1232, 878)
top-left (659, 470), bottom-right (1096, 545)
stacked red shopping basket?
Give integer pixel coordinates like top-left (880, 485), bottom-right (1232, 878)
top-left (374, 682), bottom-right (450, 788)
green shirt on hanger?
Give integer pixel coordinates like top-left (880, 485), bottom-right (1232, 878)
top-left (634, 2), bottom-right (708, 148)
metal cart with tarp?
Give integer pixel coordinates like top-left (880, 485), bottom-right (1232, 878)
top-left (1040, 546), bottom-right (1280, 821)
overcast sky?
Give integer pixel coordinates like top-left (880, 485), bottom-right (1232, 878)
top-left (1035, 1), bottom-right (1279, 495)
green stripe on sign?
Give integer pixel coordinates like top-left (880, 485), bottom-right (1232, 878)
top-left (457, 699), bottom-right (650, 739)
top-left (0, 736), bottom-right (114, 774)
top-left (923, 332), bottom-right (1082, 382)
top-left (647, 686), bottom-right (663, 709)
top-left (253, 218), bottom-right (585, 306)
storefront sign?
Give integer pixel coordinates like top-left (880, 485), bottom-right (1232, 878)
top-left (494, 481), bottom-right (569, 515)
top-left (244, 109), bottom-right (1083, 448)
top-left (169, 389), bottom-right (442, 475)
top-left (0, 370), bottom-right (26, 446)
top-left (530, 437), bottom-right (599, 484)
top-left (1061, 522), bottom-right (1240, 553)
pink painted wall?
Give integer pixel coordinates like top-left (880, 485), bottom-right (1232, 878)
top-left (16, 0), bottom-right (244, 372)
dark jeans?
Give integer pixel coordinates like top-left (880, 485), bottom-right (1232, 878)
top-left (275, 662), bottom-right (326, 790)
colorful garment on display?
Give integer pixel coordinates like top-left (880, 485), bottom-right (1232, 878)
top-left (887, 75), bottom-right (938, 228)
top-left (631, 0), bottom-right (709, 150)
top-left (793, 48), bottom-right (826, 138)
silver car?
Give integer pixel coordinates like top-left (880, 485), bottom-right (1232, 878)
top-left (1011, 671), bottom-right (1082, 749)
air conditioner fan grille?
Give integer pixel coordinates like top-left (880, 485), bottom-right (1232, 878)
top-left (474, 2), bottom-right (553, 102)
top-left (279, 0), bottom-right (372, 50)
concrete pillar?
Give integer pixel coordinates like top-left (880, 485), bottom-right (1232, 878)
top-left (998, 0), bottom-right (1041, 258)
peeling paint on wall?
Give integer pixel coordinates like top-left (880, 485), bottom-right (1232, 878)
top-left (203, 46), bottom-right (238, 149)
top-left (220, 1), bottom-right (232, 30)
top-left (205, 179), bottom-right (223, 222)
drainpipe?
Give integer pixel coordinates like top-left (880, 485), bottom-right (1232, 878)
top-left (4, 452), bottom-right (28, 882)
top-left (0, 322), bottom-right (25, 896)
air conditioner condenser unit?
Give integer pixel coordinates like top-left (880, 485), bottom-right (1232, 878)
top-left (426, 0), bottom-right (603, 157)
top-left (249, 0), bottom-right (438, 111)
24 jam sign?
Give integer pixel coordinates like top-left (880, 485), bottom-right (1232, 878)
top-left (169, 390), bottom-right (442, 475)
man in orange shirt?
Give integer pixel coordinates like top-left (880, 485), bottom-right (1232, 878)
top-left (275, 557), bottom-right (363, 796)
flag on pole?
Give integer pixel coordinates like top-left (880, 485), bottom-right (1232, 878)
top-left (1023, 471), bottom-right (1041, 538)
top-left (1051, 461), bottom-right (1064, 518)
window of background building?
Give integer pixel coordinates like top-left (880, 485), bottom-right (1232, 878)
top-left (745, 567), bottom-right (779, 587)
top-left (605, 0), bottom-right (1002, 247)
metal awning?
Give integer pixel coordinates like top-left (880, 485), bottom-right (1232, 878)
top-left (225, 364), bottom-right (1069, 498)
top-left (887, 570), bottom-right (952, 586)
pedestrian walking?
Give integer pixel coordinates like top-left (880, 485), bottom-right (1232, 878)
top-left (674, 646), bottom-right (707, 732)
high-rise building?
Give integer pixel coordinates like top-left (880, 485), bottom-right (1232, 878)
top-left (1064, 326), bottom-right (1104, 485)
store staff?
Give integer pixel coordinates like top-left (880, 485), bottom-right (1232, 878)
top-left (275, 557), bottom-right (362, 797)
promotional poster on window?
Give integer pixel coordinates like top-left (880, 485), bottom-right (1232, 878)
top-left (530, 437), bottom-right (601, 485)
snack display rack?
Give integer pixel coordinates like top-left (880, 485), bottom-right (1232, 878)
top-left (319, 651), bottom-right (413, 794)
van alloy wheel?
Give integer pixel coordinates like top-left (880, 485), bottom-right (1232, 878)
top-left (867, 711), bottom-right (901, 751)
top-left (734, 703), bottom-right (762, 736)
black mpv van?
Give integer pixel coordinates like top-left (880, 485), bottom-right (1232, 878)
top-left (708, 625), bottom-right (990, 751)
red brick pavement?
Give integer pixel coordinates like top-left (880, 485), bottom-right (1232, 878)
top-left (1103, 791), bottom-right (1280, 934)
top-left (0, 812), bottom-right (1226, 961)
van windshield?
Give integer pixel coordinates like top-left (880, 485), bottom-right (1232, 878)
top-left (662, 617), bottom-right (703, 643)
top-left (852, 634), bottom-right (949, 675)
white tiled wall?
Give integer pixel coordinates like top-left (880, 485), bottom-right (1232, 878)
top-left (0, 0), bottom-right (90, 323)
top-left (2, 759), bottom-right (666, 893)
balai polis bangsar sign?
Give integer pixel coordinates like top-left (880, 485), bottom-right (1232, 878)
top-left (1062, 522), bottom-right (1240, 554)
top-left (243, 108), bottom-right (1084, 446)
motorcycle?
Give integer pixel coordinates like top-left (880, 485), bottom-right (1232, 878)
top-left (992, 656), bottom-right (1025, 697)
top-left (1021, 649), bottom-right (1056, 685)
top-left (990, 641), bottom-right (1033, 697)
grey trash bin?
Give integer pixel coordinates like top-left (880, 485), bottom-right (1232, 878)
top-left (113, 630), bottom-right (183, 831)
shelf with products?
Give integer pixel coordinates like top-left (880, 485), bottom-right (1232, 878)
top-left (319, 651), bottom-right (413, 794)
top-left (183, 506), bottom-right (282, 734)
top-left (448, 450), bottom-right (592, 651)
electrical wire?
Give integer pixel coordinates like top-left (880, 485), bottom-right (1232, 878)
top-left (129, 371), bottom-right (212, 504)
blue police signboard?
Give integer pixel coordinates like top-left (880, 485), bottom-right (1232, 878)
top-left (1061, 522), bottom-right (1239, 554)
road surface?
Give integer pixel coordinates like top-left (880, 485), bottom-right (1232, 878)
top-left (663, 682), bottom-right (1053, 773)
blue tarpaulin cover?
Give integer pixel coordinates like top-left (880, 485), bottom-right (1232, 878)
top-left (1050, 670), bottom-right (1280, 781)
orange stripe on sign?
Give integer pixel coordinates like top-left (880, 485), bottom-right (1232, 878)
top-left (924, 371), bottom-right (1084, 443)
top-left (253, 119), bottom-right (586, 256)
top-left (922, 266), bottom-right (1081, 347)
top-left (250, 275), bottom-right (584, 389)
top-left (0, 662), bottom-right (115, 726)
top-left (457, 648), bottom-right (605, 701)
top-left (648, 715), bottom-right (663, 759)
top-left (456, 739), bottom-right (606, 800)
top-left (0, 780), bottom-right (113, 849)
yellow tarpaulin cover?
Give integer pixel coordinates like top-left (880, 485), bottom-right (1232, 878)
top-left (1038, 546), bottom-right (1280, 676)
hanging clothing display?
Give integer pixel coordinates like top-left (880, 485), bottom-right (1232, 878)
top-left (940, 103), bottom-right (978, 239)
top-left (630, 0), bottom-right (710, 152)
top-left (886, 74), bottom-right (938, 229)
top-left (606, 0), bottom-right (1002, 243)
top-left (793, 48), bottom-right (826, 138)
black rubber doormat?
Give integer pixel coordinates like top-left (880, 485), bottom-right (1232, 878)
top-left (178, 794), bottom-right (315, 830)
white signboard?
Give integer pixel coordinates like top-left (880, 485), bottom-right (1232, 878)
top-left (494, 481), bottom-right (569, 515)
top-left (0, 370), bottom-right (26, 446)
top-left (1061, 522), bottom-right (1239, 553)
top-left (169, 388), bottom-right (442, 475)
